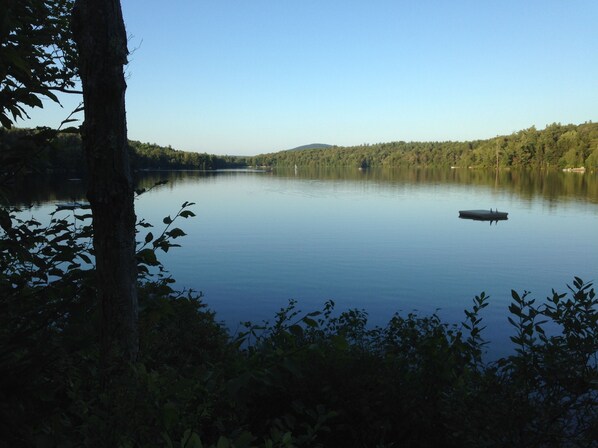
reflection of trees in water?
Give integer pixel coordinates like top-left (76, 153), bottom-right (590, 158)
top-left (3, 175), bottom-right (87, 206)
top-left (5, 168), bottom-right (598, 206)
top-left (133, 170), bottom-right (219, 192)
top-left (500, 170), bottom-right (598, 205)
top-left (273, 167), bottom-right (598, 205)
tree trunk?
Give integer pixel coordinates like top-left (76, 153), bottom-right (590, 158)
top-left (72, 0), bottom-right (138, 363)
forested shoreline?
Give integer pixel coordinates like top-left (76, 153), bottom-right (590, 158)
top-left (251, 122), bottom-right (598, 170)
top-left (3, 122), bottom-right (598, 176)
top-left (0, 127), bottom-right (245, 174)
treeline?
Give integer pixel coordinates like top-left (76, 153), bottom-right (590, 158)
top-left (4, 122), bottom-right (598, 174)
top-left (0, 127), bottom-right (246, 174)
top-left (251, 122), bottom-right (598, 169)
top-left (128, 140), bottom-right (246, 170)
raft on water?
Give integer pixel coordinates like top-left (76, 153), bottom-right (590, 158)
top-left (459, 209), bottom-right (508, 221)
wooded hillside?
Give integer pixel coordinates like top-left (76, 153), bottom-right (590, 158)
top-left (251, 122), bottom-right (598, 169)
top-left (0, 128), bottom-right (245, 173)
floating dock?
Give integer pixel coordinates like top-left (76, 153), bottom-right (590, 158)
top-left (459, 209), bottom-right (508, 221)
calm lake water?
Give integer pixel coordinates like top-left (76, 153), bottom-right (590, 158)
top-left (10, 167), bottom-right (598, 356)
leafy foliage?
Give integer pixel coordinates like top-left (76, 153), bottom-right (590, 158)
top-left (1, 200), bottom-right (596, 447)
top-left (0, 0), bottom-right (78, 128)
top-left (0, 203), bottom-right (95, 443)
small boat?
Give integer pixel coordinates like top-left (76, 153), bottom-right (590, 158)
top-left (459, 209), bottom-right (508, 221)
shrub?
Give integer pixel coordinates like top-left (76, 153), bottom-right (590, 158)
top-left (1, 203), bottom-right (596, 447)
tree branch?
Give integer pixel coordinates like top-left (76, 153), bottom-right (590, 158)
top-left (48, 86), bottom-right (83, 94)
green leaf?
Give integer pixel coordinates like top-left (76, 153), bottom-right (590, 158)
top-left (44, 90), bottom-right (59, 103)
top-left (0, 112), bottom-right (13, 128)
top-left (233, 431), bottom-right (254, 448)
top-left (24, 94), bottom-right (43, 108)
top-left (137, 248), bottom-right (158, 265)
top-left (216, 436), bottom-right (230, 448)
top-left (510, 335), bottom-right (523, 345)
top-left (162, 402), bottom-right (178, 430)
top-left (167, 228), bottom-right (186, 238)
top-left (331, 334), bottom-right (348, 350)
top-left (78, 253), bottom-right (92, 264)
top-left (145, 232), bottom-right (153, 244)
top-left (161, 433), bottom-right (173, 448)
top-left (289, 324), bottom-right (303, 337)
top-left (182, 430), bottom-right (204, 448)
top-left (163, 216), bottom-right (172, 224)
top-left (179, 210), bottom-right (196, 218)
top-left (181, 429), bottom-right (192, 446)
top-left (303, 317), bottom-right (318, 328)
top-left (0, 209), bottom-right (12, 233)
top-left (508, 304), bottom-right (521, 316)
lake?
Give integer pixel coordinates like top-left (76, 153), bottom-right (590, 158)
top-left (10, 167), bottom-right (598, 357)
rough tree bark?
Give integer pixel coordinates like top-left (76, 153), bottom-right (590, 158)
top-left (71, 0), bottom-right (138, 363)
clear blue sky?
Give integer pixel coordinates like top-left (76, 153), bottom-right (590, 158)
top-left (23, 0), bottom-right (598, 156)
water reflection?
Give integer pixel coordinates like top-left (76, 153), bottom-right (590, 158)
top-left (3, 167), bottom-right (598, 207)
top-left (130, 167), bottom-right (598, 207)
top-left (4, 167), bottom-right (597, 359)
top-left (276, 167), bottom-right (598, 205)
top-left (2, 176), bottom-right (86, 207)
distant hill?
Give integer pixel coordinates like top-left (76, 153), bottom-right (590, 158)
top-left (287, 143), bottom-right (333, 151)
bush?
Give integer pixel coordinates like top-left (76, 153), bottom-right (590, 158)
top-left (1, 203), bottom-right (596, 447)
